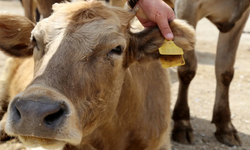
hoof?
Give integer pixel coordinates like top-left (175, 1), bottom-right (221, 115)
top-left (214, 122), bottom-right (241, 147)
top-left (172, 120), bottom-right (195, 144)
top-left (215, 131), bottom-right (241, 147)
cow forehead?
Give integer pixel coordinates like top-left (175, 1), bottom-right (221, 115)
top-left (33, 17), bottom-right (126, 49)
top-left (32, 1), bottom-right (133, 51)
top-left (52, 1), bottom-right (134, 28)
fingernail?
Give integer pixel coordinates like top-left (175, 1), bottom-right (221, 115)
top-left (165, 33), bottom-right (173, 40)
top-left (169, 17), bottom-right (175, 22)
top-left (132, 5), bottom-right (139, 13)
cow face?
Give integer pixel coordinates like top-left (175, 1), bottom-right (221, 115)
top-left (3, 1), bottom-right (165, 149)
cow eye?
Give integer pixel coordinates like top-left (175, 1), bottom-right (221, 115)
top-left (109, 45), bottom-right (123, 55)
top-left (32, 37), bottom-right (39, 50)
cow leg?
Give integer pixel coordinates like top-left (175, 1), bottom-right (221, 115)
top-left (212, 8), bottom-right (250, 147)
top-left (21, 0), bottom-right (37, 22)
top-left (171, 1), bottom-right (199, 144)
top-left (35, 8), bottom-right (40, 22)
top-left (172, 49), bottom-right (197, 144)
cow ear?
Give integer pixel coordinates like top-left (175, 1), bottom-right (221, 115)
top-left (126, 19), bottom-right (195, 67)
top-left (126, 26), bottom-right (164, 66)
top-left (0, 14), bottom-right (35, 57)
top-left (170, 19), bottom-right (195, 51)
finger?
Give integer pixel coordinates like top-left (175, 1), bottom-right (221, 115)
top-left (157, 15), bottom-right (173, 40)
top-left (138, 0), bottom-right (175, 40)
top-left (136, 15), bottom-right (157, 27)
top-left (155, 8), bottom-right (175, 40)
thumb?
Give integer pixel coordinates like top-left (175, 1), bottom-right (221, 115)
top-left (156, 13), bottom-right (175, 40)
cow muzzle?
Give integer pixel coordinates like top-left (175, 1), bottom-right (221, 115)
top-left (5, 87), bottom-right (82, 148)
top-left (10, 98), bottom-right (68, 133)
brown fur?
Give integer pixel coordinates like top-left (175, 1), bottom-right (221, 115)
top-left (0, 1), bottom-right (195, 149)
top-left (0, 14), bottom-right (34, 57)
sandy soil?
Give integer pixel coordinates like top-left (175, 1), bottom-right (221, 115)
top-left (0, 0), bottom-right (250, 150)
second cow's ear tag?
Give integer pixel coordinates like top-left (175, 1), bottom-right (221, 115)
top-left (159, 40), bottom-right (185, 68)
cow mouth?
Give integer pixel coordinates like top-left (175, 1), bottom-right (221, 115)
top-left (18, 136), bottom-right (66, 149)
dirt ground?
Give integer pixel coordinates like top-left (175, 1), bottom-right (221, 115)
top-left (0, 0), bottom-right (250, 150)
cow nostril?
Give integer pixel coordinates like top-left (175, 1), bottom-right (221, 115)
top-left (44, 108), bottom-right (65, 126)
top-left (14, 106), bottom-right (21, 121)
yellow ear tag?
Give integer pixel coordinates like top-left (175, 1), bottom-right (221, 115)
top-left (159, 40), bottom-right (184, 55)
top-left (160, 55), bottom-right (185, 68)
top-left (159, 40), bottom-right (185, 68)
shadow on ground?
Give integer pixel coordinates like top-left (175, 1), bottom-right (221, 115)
top-left (172, 117), bottom-right (250, 150)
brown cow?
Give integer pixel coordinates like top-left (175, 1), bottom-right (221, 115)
top-left (108, 0), bottom-right (250, 147)
top-left (0, 1), bottom-right (195, 149)
top-left (20, 0), bottom-right (71, 22)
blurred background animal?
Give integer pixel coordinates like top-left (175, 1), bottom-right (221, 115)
top-left (20, 0), bottom-right (71, 22)
top-left (171, 0), bottom-right (250, 147)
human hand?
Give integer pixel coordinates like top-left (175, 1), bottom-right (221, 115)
top-left (135, 0), bottom-right (175, 40)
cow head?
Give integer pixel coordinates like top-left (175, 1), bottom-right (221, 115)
top-left (0, 1), bottom-right (195, 149)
